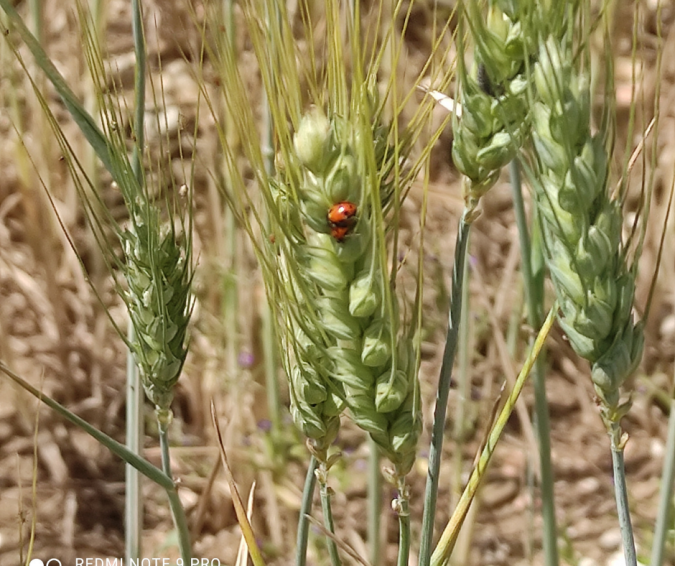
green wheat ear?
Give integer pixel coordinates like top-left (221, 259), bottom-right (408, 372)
top-left (451, 1), bottom-right (531, 214)
top-left (123, 206), bottom-right (193, 411)
top-left (264, 96), bottom-right (420, 475)
top-left (528, 33), bottom-right (643, 414)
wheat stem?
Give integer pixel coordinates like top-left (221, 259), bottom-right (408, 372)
top-left (319, 468), bottom-right (342, 566)
top-left (511, 159), bottom-right (559, 566)
top-left (295, 456), bottom-right (318, 566)
top-left (452, 241), bottom-right (471, 511)
top-left (262, 304), bottom-right (281, 434)
top-left (125, 330), bottom-right (143, 562)
top-left (419, 209), bottom-right (472, 566)
top-left (608, 423), bottom-right (637, 566)
top-left (125, 0), bottom-right (147, 560)
top-left (367, 438), bottom-right (382, 566)
top-left (651, 395), bottom-right (675, 566)
top-left (165, 485), bottom-right (194, 564)
top-left (157, 412), bottom-right (192, 563)
top-left (395, 483), bottom-right (411, 566)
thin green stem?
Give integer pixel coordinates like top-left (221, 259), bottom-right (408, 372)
top-left (157, 413), bottom-right (172, 477)
top-left (368, 438), bottom-right (381, 566)
top-left (511, 160), bottom-right (558, 566)
top-left (452, 234), bottom-right (471, 510)
top-left (125, 327), bottom-right (142, 562)
top-left (419, 210), bottom-right (472, 566)
top-left (165, 485), bottom-right (194, 565)
top-left (396, 482), bottom-right (411, 566)
top-left (319, 473), bottom-right (341, 566)
top-left (295, 456), bottom-right (318, 566)
top-left (158, 411), bottom-right (192, 564)
top-left (609, 423), bottom-right (637, 566)
top-left (126, 1), bottom-right (146, 561)
top-left (651, 398), bottom-right (675, 566)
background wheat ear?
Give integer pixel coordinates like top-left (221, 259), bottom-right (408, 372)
top-left (524, 9), bottom-right (653, 565)
top-left (0, 0), bottom-right (199, 561)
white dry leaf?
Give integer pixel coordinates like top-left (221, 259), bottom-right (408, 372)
top-left (418, 85), bottom-right (463, 117)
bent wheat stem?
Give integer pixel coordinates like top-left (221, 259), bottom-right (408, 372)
top-left (431, 305), bottom-right (558, 566)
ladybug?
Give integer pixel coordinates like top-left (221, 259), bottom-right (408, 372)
top-left (330, 225), bottom-right (351, 243)
top-left (327, 201), bottom-right (358, 228)
top-left (327, 201), bottom-right (358, 243)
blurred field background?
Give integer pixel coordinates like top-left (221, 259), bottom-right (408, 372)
top-left (0, 1), bottom-right (674, 565)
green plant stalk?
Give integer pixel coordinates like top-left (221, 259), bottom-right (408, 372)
top-left (319, 476), bottom-right (342, 566)
top-left (28, 0), bottom-right (51, 207)
top-left (431, 304), bottom-right (558, 566)
top-left (651, 396), bottom-right (675, 566)
top-left (396, 495), bottom-right (411, 566)
top-left (295, 456), bottom-right (318, 566)
top-left (419, 210), bottom-right (472, 566)
top-left (452, 234), bottom-right (471, 510)
top-left (609, 423), bottom-right (637, 566)
top-left (159, 417), bottom-right (192, 564)
top-left (368, 438), bottom-right (381, 566)
top-left (158, 417), bottom-right (172, 478)
top-left (126, 0), bottom-right (146, 561)
top-left (449, 237), bottom-right (471, 566)
top-left (165, 484), bottom-right (193, 565)
top-left (125, 329), bottom-right (143, 562)
top-left (510, 160), bottom-right (558, 566)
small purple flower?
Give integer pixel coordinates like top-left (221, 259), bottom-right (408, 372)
top-left (353, 458), bottom-right (367, 472)
top-left (238, 350), bottom-right (255, 368)
top-left (258, 419), bottom-right (272, 432)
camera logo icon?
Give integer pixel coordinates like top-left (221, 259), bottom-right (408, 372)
top-left (29, 559), bottom-right (62, 566)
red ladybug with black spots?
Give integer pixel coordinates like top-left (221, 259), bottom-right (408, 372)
top-left (327, 201), bottom-right (357, 242)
